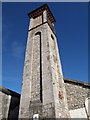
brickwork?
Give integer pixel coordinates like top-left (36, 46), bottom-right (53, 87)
top-left (0, 87), bottom-right (20, 119)
top-left (0, 79), bottom-right (90, 119)
top-left (64, 80), bottom-right (90, 110)
top-left (19, 4), bottom-right (70, 119)
top-left (0, 91), bottom-right (11, 119)
top-left (47, 24), bottom-right (69, 118)
top-left (31, 33), bottom-right (40, 101)
top-left (30, 15), bottom-right (42, 29)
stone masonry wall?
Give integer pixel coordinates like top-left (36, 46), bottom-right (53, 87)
top-left (0, 91), bottom-right (11, 119)
top-left (65, 81), bottom-right (90, 110)
top-left (31, 33), bottom-right (40, 101)
top-left (19, 6), bottom-right (69, 118)
top-left (0, 89), bottom-right (20, 119)
top-left (30, 15), bottom-right (42, 29)
top-left (47, 24), bottom-right (70, 118)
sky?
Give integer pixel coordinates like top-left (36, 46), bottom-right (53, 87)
top-left (2, 2), bottom-right (88, 93)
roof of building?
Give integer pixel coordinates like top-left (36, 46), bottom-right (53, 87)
top-left (0, 86), bottom-right (20, 97)
top-left (64, 78), bottom-right (90, 88)
top-left (28, 4), bottom-right (56, 23)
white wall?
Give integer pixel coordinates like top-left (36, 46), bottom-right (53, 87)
top-left (70, 107), bottom-right (87, 118)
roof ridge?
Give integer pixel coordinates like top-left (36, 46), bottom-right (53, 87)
top-left (64, 78), bottom-right (90, 87)
top-left (0, 86), bottom-right (20, 97)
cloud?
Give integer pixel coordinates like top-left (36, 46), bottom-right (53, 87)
top-left (11, 41), bottom-right (25, 59)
